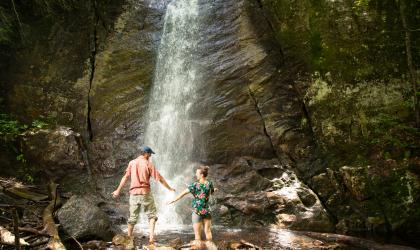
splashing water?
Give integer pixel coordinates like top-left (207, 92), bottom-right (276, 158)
top-left (142, 0), bottom-right (202, 226)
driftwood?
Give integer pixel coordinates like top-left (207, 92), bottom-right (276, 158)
top-left (298, 231), bottom-right (418, 250)
top-left (42, 181), bottom-right (65, 250)
top-left (5, 187), bottom-right (48, 202)
top-left (0, 226), bottom-right (29, 246)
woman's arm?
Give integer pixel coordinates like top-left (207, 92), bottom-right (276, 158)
top-left (167, 189), bottom-right (190, 204)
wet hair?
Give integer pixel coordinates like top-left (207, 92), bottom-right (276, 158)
top-left (197, 165), bottom-right (209, 177)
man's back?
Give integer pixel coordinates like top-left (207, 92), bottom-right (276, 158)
top-left (125, 156), bottom-right (161, 195)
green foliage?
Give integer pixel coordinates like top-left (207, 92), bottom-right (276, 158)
top-left (0, 114), bottom-right (51, 184)
top-left (0, 0), bottom-right (82, 62)
top-left (369, 114), bottom-right (420, 159)
top-left (32, 119), bottom-right (48, 129)
top-left (0, 113), bottom-right (52, 138)
top-left (263, 0), bottom-right (420, 83)
top-left (0, 113), bottom-right (28, 137)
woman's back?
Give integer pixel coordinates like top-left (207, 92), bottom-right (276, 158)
top-left (188, 180), bottom-right (214, 216)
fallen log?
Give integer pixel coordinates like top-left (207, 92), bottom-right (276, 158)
top-left (297, 231), bottom-right (417, 250)
top-left (42, 181), bottom-right (65, 250)
top-left (4, 187), bottom-right (49, 202)
top-left (0, 226), bottom-right (29, 246)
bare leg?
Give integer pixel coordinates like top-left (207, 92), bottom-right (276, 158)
top-left (127, 223), bottom-right (135, 237)
top-left (203, 218), bottom-right (212, 241)
top-left (193, 222), bottom-right (203, 241)
top-left (149, 218), bottom-right (156, 242)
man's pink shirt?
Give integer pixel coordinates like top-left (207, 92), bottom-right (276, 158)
top-left (125, 156), bottom-right (161, 195)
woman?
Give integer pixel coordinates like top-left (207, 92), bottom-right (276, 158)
top-left (168, 165), bottom-right (216, 243)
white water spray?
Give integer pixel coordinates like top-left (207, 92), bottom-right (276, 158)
top-left (143, 0), bottom-right (202, 226)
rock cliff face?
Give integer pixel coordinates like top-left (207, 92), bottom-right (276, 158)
top-left (1, 0), bottom-right (419, 235)
top-left (87, 0), bottom-right (169, 174)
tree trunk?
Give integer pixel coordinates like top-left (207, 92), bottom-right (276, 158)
top-left (399, 0), bottom-right (419, 127)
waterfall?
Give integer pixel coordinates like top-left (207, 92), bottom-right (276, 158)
top-left (143, 0), bottom-right (202, 225)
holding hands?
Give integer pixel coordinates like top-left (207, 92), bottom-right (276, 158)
top-left (166, 189), bottom-right (190, 205)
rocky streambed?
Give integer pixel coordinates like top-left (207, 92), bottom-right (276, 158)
top-left (0, 177), bottom-right (418, 250)
top-left (110, 225), bottom-right (419, 250)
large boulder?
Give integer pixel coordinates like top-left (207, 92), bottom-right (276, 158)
top-left (57, 195), bottom-right (114, 240)
top-left (21, 126), bottom-right (86, 179)
top-left (210, 157), bottom-right (334, 231)
top-left (268, 170), bottom-right (334, 232)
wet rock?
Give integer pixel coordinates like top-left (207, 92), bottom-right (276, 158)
top-left (168, 238), bottom-right (183, 249)
top-left (20, 127), bottom-right (85, 179)
top-left (112, 234), bottom-right (135, 249)
top-left (83, 240), bottom-right (108, 250)
top-left (229, 239), bottom-right (261, 250)
top-left (87, 0), bottom-right (169, 175)
top-left (214, 158), bottom-right (272, 195)
top-left (57, 195), bottom-right (113, 240)
top-left (112, 234), bottom-right (131, 246)
top-left (184, 240), bottom-right (216, 250)
top-left (223, 192), bottom-right (272, 219)
top-left (209, 158), bottom-right (274, 225)
top-left (193, 0), bottom-right (311, 164)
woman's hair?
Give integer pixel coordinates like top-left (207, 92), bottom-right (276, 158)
top-left (198, 165), bottom-right (210, 177)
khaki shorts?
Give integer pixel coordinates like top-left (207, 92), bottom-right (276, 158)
top-left (128, 193), bottom-right (158, 225)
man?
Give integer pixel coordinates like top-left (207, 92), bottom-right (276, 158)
top-left (112, 145), bottom-right (175, 244)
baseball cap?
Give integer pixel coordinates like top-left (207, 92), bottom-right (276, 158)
top-left (140, 145), bottom-right (155, 154)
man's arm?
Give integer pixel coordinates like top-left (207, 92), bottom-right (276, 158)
top-left (112, 173), bottom-right (129, 198)
top-left (167, 189), bottom-right (189, 204)
top-left (159, 176), bottom-right (176, 192)
top-left (148, 162), bottom-right (175, 192)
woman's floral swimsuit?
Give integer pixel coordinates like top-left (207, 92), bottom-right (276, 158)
top-left (188, 180), bottom-right (214, 217)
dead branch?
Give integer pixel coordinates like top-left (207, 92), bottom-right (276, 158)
top-left (70, 236), bottom-right (83, 250)
top-left (42, 181), bottom-right (65, 250)
top-left (18, 227), bottom-right (49, 236)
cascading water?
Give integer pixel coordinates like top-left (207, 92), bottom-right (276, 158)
top-left (143, 0), bottom-right (202, 226)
